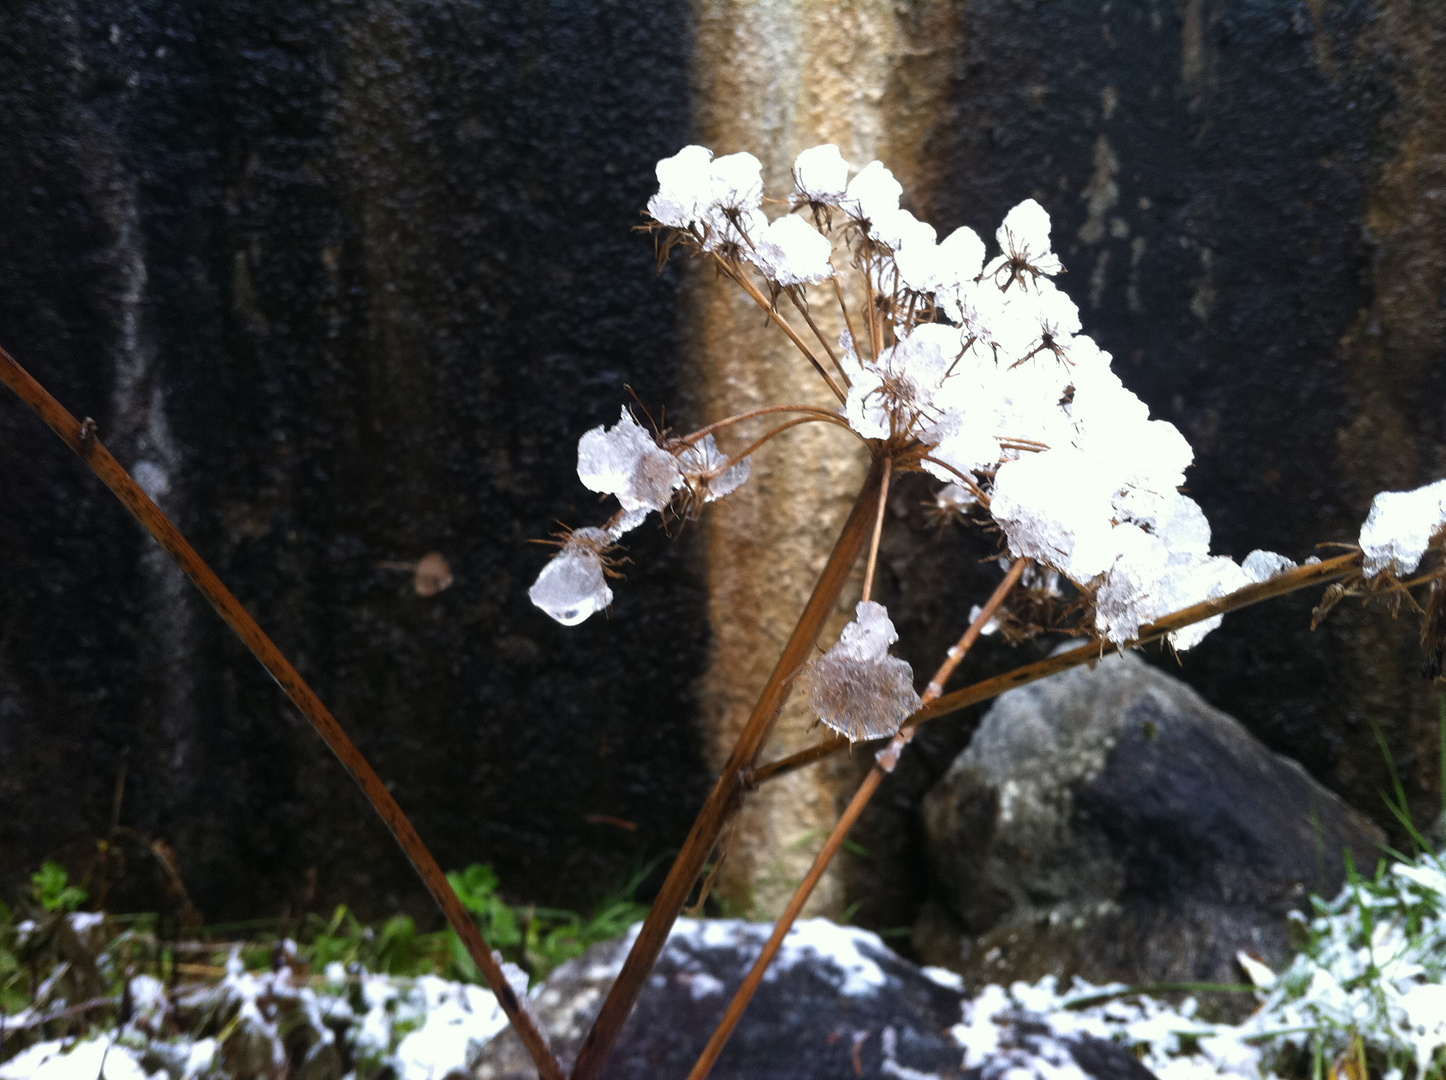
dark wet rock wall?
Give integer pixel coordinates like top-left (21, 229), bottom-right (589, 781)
top-left (0, 0), bottom-right (706, 920)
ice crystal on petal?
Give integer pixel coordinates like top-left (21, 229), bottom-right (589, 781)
top-left (751, 214), bottom-right (834, 286)
top-left (983, 198), bottom-right (1064, 288)
top-left (648, 144), bottom-right (714, 229)
top-left (841, 161), bottom-right (902, 225)
top-left (807, 601), bottom-right (921, 743)
top-left (1358, 477), bottom-right (1446, 577)
top-left (528, 529), bottom-right (613, 626)
top-left (1242, 549), bottom-right (1298, 583)
top-left (793, 144), bottom-right (850, 204)
top-left (676, 435), bottom-right (751, 503)
top-left (576, 407), bottom-right (684, 513)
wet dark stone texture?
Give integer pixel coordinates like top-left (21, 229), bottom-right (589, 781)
top-left (847, 0), bottom-right (1446, 939)
top-left (919, 652), bottom-right (1384, 993)
top-left (0, 2), bottom-right (705, 919)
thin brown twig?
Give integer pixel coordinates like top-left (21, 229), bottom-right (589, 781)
top-left (676, 403), bottom-right (845, 446)
top-left (861, 455), bottom-right (893, 604)
top-left (0, 345), bottom-right (564, 1080)
top-left (752, 550), bottom-right (1369, 784)
top-left (684, 559), bottom-right (1029, 1080)
top-left (715, 256), bottom-right (847, 402)
top-left (729, 416), bottom-right (849, 464)
top-left (833, 276), bottom-right (863, 362)
top-left (784, 288), bottom-right (852, 391)
top-left (569, 460), bottom-right (886, 1080)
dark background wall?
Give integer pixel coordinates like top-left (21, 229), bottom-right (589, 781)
top-left (1, 0), bottom-right (1443, 933)
top-left (0, 0), bottom-right (708, 921)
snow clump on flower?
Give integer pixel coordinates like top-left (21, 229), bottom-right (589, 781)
top-left (528, 528), bottom-right (614, 627)
top-left (807, 601), bottom-right (922, 743)
top-left (576, 407), bottom-right (684, 514)
top-left (1357, 477), bottom-right (1446, 578)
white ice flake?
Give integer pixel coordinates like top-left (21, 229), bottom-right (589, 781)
top-left (576, 407), bottom-right (684, 513)
top-left (792, 143), bottom-right (850, 205)
top-left (806, 601), bottom-right (921, 742)
top-left (751, 213), bottom-right (834, 286)
top-left (1357, 477), bottom-right (1446, 577)
top-left (528, 528), bottom-right (614, 626)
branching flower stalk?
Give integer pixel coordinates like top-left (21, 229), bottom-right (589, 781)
top-left (0, 346), bottom-right (567, 1080)
top-left (683, 557), bottom-right (1030, 1080)
top-left (534, 142), bottom-right (1446, 1080)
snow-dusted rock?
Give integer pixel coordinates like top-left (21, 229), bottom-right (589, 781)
top-left (469, 919), bottom-right (967, 1079)
top-left (919, 652), bottom-right (1383, 996)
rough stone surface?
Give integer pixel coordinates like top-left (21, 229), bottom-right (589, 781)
top-left (918, 651), bottom-right (1385, 991)
top-left (470, 917), bottom-right (1150, 1080)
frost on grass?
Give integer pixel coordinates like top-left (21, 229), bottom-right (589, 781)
top-left (528, 528), bottom-right (613, 626)
top-left (951, 850), bottom-right (1446, 1080)
top-left (1359, 477), bottom-right (1446, 578)
top-left (807, 601), bottom-right (921, 743)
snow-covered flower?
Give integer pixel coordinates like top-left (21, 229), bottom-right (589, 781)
top-left (676, 435), bottom-right (751, 506)
top-left (983, 198), bottom-right (1064, 289)
top-left (750, 214), bottom-right (834, 287)
top-left (792, 143), bottom-right (850, 205)
top-left (807, 602), bottom-right (921, 742)
top-left (576, 407), bottom-right (684, 514)
top-left (528, 528), bottom-right (615, 626)
top-left (1357, 477), bottom-right (1446, 578)
top-left (841, 160), bottom-right (902, 227)
top-left (647, 144), bottom-right (715, 229)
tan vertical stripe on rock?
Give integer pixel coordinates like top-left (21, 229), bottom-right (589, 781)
top-left (686, 0), bottom-right (957, 919)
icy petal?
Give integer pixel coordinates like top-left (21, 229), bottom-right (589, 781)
top-left (528, 531), bottom-right (613, 626)
top-left (576, 407), bottom-right (684, 513)
top-left (807, 601), bottom-right (921, 743)
top-left (648, 144), bottom-right (714, 229)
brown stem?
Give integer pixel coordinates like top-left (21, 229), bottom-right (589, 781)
top-left (784, 287), bottom-right (852, 391)
top-left (0, 345), bottom-right (564, 1080)
top-left (861, 254), bottom-right (882, 362)
top-left (677, 404), bottom-right (845, 446)
top-left (685, 559), bottom-right (1028, 1080)
top-left (569, 460), bottom-right (886, 1080)
top-left (716, 256), bottom-right (846, 403)
top-left (729, 416), bottom-right (849, 464)
top-left (752, 550), bottom-right (1366, 784)
top-left (833, 276), bottom-right (864, 362)
top-left (861, 455), bottom-right (893, 604)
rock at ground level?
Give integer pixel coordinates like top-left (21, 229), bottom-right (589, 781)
top-left (919, 651), bottom-right (1385, 994)
top-left (469, 918), bottom-right (1153, 1080)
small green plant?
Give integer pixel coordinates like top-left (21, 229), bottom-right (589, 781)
top-left (30, 861), bottom-right (86, 913)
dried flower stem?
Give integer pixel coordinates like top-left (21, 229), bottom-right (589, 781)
top-left (569, 460), bottom-right (887, 1080)
top-left (861, 455), bottom-right (893, 604)
top-left (784, 287), bottom-right (852, 391)
top-left (684, 559), bottom-right (1029, 1080)
top-left (729, 416), bottom-right (847, 464)
top-left (678, 403), bottom-right (847, 446)
top-left (0, 345), bottom-right (565, 1080)
top-left (752, 550), bottom-right (1371, 785)
top-left (716, 256), bottom-right (847, 403)
top-left (832, 276), bottom-right (863, 362)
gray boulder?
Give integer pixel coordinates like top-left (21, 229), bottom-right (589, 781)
top-left (918, 651), bottom-right (1384, 992)
top-left (470, 917), bottom-right (1145, 1080)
